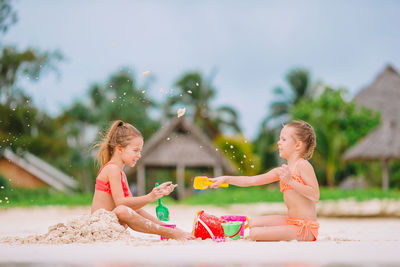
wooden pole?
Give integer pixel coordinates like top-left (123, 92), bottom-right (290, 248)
top-left (382, 159), bottom-right (389, 191)
top-left (176, 164), bottom-right (185, 199)
top-left (214, 165), bottom-right (223, 177)
top-left (137, 164), bottom-right (145, 195)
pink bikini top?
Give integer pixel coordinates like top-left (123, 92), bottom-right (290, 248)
top-left (280, 158), bottom-right (306, 193)
top-left (94, 162), bottom-right (130, 197)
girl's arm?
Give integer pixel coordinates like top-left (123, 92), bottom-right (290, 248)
top-left (108, 166), bottom-right (170, 210)
top-left (280, 161), bottom-right (320, 202)
top-left (209, 168), bottom-right (280, 188)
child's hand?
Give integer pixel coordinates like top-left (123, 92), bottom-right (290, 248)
top-left (159, 181), bottom-right (178, 196)
top-left (278, 164), bottom-right (292, 184)
top-left (209, 176), bottom-right (227, 188)
top-left (150, 182), bottom-right (177, 201)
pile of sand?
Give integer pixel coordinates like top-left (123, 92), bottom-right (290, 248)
top-left (0, 209), bottom-right (133, 244)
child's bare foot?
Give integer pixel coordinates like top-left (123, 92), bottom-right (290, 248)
top-left (169, 229), bottom-right (195, 241)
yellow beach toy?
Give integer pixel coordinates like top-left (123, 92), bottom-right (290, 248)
top-left (193, 176), bottom-right (229, 190)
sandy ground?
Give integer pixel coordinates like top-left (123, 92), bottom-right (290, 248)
top-left (0, 203), bottom-right (400, 266)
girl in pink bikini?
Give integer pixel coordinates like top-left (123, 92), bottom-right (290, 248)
top-left (210, 121), bottom-right (319, 241)
top-left (91, 120), bottom-right (193, 240)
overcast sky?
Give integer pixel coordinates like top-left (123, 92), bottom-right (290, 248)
top-left (4, 0), bottom-right (400, 138)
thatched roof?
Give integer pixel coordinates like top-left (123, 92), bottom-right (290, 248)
top-left (344, 120), bottom-right (400, 160)
top-left (353, 65), bottom-right (400, 122)
top-left (129, 117), bottom-right (236, 174)
top-left (344, 65), bottom-right (400, 160)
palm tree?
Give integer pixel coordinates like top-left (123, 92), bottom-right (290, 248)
top-left (254, 68), bottom-right (312, 172)
top-left (267, 68), bottom-right (311, 125)
top-left (163, 71), bottom-right (241, 139)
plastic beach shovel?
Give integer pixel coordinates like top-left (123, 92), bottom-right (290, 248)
top-left (155, 182), bottom-right (169, 221)
top-left (193, 176), bottom-right (229, 190)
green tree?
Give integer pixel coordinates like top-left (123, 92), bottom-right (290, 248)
top-left (0, 47), bottom-right (62, 101)
top-left (0, 0), bottom-right (62, 103)
top-left (268, 68), bottom-right (311, 124)
top-left (61, 69), bottom-right (159, 140)
top-left (163, 71), bottom-right (241, 139)
top-left (214, 135), bottom-right (260, 176)
top-left (290, 87), bottom-right (380, 186)
top-left (0, 0), bottom-right (66, 166)
top-left (253, 126), bottom-right (278, 173)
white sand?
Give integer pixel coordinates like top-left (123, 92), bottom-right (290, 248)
top-left (0, 203), bottom-right (399, 265)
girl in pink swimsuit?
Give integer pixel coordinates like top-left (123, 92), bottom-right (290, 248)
top-left (210, 120), bottom-right (319, 241)
top-left (91, 120), bottom-right (193, 241)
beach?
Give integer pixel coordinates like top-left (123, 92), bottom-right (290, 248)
top-left (0, 203), bottom-right (399, 266)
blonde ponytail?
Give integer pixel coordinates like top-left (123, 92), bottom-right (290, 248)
top-left (95, 120), bottom-right (142, 166)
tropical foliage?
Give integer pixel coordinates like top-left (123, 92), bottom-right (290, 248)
top-left (163, 71), bottom-right (242, 139)
top-left (290, 87), bottom-right (380, 186)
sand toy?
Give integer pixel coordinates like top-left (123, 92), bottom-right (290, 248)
top-left (192, 210), bottom-right (225, 239)
top-left (155, 182), bottom-right (169, 221)
top-left (221, 221), bottom-right (242, 240)
top-left (220, 215), bottom-right (249, 237)
top-left (193, 176), bottom-right (229, 190)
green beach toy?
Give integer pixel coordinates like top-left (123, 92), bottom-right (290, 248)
top-left (155, 182), bottom-right (169, 221)
top-left (221, 221), bottom-right (242, 240)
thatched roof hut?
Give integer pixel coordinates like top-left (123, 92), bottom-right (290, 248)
top-left (344, 65), bottom-right (400, 190)
top-left (128, 117), bottom-right (236, 199)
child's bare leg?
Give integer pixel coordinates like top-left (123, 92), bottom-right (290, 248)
top-left (249, 215), bottom-right (287, 228)
top-left (113, 205), bottom-right (193, 240)
top-left (250, 225), bottom-right (299, 241)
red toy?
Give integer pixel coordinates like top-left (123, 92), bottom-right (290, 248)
top-left (192, 210), bottom-right (225, 239)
